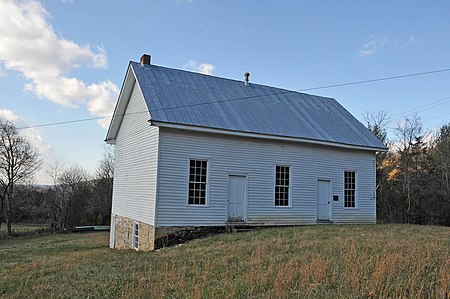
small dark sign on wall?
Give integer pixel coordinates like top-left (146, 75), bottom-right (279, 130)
top-left (333, 195), bottom-right (339, 201)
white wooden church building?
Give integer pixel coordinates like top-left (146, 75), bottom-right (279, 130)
top-left (106, 55), bottom-right (386, 251)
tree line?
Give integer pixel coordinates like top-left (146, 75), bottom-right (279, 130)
top-left (365, 112), bottom-right (450, 226)
top-left (1, 113), bottom-right (449, 237)
top-left (0, 119), bottom-right (113, 236)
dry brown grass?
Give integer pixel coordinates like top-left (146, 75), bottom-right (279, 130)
top-left (0, 224), bottom-right (449, 298)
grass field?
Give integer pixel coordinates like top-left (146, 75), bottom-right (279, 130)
top-left (0, 224), bottom-right (448, 298)
top-left (0, 223), bottom-right (50, 239)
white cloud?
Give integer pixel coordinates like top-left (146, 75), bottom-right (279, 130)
top-left (0, 0), bottom-right (118, 129)
top-left (61, 0), bottom-right (74, 4)
top-left (0, 109), bottom-right (51, 154)
top-left (407, 35), bottom-right (422, 45)
top-left (0, 109), bottom-right (21, 123)
top-left (358, 35), bottom-right (388, 57)
top-left (359, 35), bottom-right (420, 57)
top-left (183, 60), bottom-right (215, 75)
top-left (86, 80), bottom-right (119, 128)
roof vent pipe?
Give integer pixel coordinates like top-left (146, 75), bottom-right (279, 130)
top-left (140, 54), bottom-right (151, 66)
top-left (244, 72), bottom-right (250, 86)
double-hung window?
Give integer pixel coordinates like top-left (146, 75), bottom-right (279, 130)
top-left (188, 159), bottom-right (208, 205)
top-left (133, 222), bottom-right (139, 250)
top-left (344, 171), bottom-right (356, 208)
top-left (275, 165), bottom-right (290, 206)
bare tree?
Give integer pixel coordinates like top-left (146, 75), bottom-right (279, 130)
top-left (46, 161), bottom-right (65, 231)
top-left (363, 111), bottom-right (393, 221)
top-left (394, 114), bottom-right (426, 212)
top-left (58, 164), bottom-right (88, 229)
top-left (363, 110), bottom-right (389, 145)
top-left (363, 110), bottom-right (390, 176)
top-left (0, 119), bottom-right (41, 235)
top-left (91, 146), bottom-right (114, 224)
top-left (96, 146), bottom-right (114, 180)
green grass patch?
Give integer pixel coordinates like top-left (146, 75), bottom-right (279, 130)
top-left (0, 223), bottom-right (50, 239)
top-left (0, 224), bottom-right (449, 298)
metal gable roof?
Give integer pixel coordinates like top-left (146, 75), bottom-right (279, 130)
top-left (129, 61), bottom-right (387, 150)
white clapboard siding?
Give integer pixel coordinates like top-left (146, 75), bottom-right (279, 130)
top-left (111, 82), bottom-right (158, 225)
top-left (156, 128), bottom-right (376, 227)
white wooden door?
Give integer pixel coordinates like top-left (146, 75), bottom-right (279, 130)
top-left (317, 179), bottom-right (331, 220)
top-left (227, 175), bottom-right (246, 222)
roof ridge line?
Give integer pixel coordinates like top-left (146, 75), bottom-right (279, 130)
top-left (129, 61), bottom-right (335, 101)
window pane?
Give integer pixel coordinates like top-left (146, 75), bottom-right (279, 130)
top-left (344, 171), bottom-right (356, 207)
top-left (275, 165), bottom-right (290, 206)
top-left (133, 223), bottom-right (139, 249)
top-left (188, 160), bottom-right (207, 205)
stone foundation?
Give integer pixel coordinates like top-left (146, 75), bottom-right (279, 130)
top-left (113, 214), bottom-right (155, 251)
top-left (154, 226), bottom-right (226, 249)
top-left (112, 214), bottom-right (226, 251)
top-left (138, 221), bottom-right (156, 251)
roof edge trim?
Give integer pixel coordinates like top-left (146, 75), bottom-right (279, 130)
top-left (105, 64), bottom-right (136, 142)
top-left (151, 120), bottom-right (388, 152)
top-left (105, 138), bottom-right (116, 145)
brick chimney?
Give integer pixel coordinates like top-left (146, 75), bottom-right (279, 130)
top-left (140, 54), bottom-right (151, 66)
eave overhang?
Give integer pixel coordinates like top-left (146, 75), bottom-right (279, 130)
top-left (150, 120), bottom-right (388, 152)
top-left (105, 64), bottom-right (137, 144)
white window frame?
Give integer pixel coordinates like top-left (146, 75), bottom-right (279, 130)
top-left (274, 164), bottom-right (292, 207)
top-left (187, 158), bottom-right (209, 206)
top-left (343, 170), bottom-right (358, 209)
top-left (110, 215), bottom-right (116, 249)
top-left (132, 221), bottom-right (139, 250)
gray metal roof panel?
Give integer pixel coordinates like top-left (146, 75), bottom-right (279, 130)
top-left (131, 62), bottom-right (386, 149)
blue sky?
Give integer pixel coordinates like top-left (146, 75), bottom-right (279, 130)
top-left (1, 0), bottom-right (450, 183)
